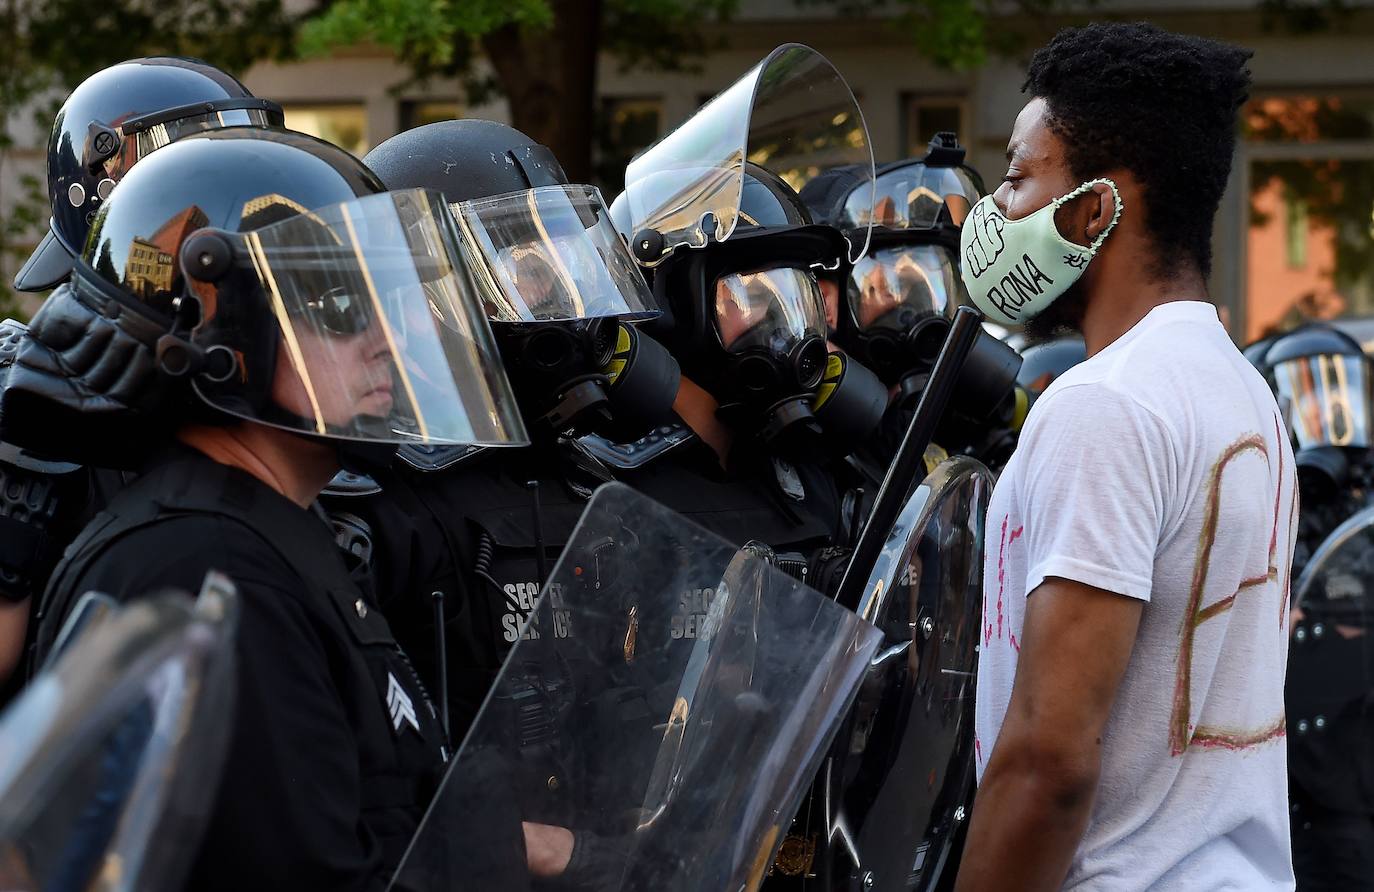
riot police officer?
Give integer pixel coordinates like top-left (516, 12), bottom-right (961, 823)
top-left (6, 126), bottom-right (541, 889)
top-left (1266, 323), bottom-right (1374, 569)
top-left (610, 163), bottom-right (882, 592)
top-left (605, 46), bottom-right (893, 602)
top-left (1261, 324), bottom-right (1374, 890)
top-left (815, 133), bottom-right (1024, 474)
top-left (319, 119), bottom-right (683, 754)
top-left (0, 57), bottom-right (284, 703)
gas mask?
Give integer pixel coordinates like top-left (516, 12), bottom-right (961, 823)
top-left (708, 262), bottom-right (884, 452)
top-left (842, 242), bottom-right (957, 388)
top-left (457, 184), bottom-right (680, 440)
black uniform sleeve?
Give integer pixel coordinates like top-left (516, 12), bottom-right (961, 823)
top-left (70, 517), bottom-right (396, 892)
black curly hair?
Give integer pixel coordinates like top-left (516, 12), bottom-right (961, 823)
top-left (1024, 22), bottom-right (1253, 279)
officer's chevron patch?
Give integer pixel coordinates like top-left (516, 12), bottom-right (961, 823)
top-left (386, 672), bottom-right (420, 735)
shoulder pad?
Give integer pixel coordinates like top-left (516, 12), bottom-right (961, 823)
top-left (322, 469), bottom-right (382, 497)
top-left (0, 319), bottom-right (80, 475)
top-left (576, 423), bottom-right (697, 470)
top-left (396, 443), bottom-right (484, 472)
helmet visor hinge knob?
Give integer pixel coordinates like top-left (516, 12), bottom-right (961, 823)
top-left (82, 121), bottom-right (122, 173)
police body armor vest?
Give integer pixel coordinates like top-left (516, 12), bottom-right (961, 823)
top-left (324, 432), bottom-right (842, 820)
top-left (32, 452), bottom-right (450, 871)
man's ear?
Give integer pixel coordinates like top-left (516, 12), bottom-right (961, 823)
top-left (1054, 187), bottom-right (1105, 248)
top-left (1083, 179), bottom-right (1123, 245)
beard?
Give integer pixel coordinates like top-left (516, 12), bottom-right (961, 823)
top-left (1022, 276), bottom-right (1090, 344)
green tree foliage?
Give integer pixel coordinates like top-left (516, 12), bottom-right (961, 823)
top-left (0, 0), bottom-right (305, 317)
top-left (792, 0), bottom-right (1090, 70)
top-left (300, 0), bottom-right (739, 184)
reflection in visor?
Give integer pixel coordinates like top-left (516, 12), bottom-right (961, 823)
top-left (847, 165), bottom-right (980, 232)
top-left (714, 266), bottom-right (826, 354)
top-left (204, 188), bottom-right (526, 447)
top-left (104, 107), bottom-right (284, 183)
top-left (1274, 354), bottom-right (1373, 450)
top-left (847, 244), bottom-right (957, 331)
top-left (457, 185), bottom-right (658, 323)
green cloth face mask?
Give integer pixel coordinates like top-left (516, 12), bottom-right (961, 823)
top-left (959, 178), bottom-right (1123, 326)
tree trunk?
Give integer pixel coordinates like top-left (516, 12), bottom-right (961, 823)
top-left (480, 0), bottom-right (603, 183)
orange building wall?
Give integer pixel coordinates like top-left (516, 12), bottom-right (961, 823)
top-left (1246, 177), bottom-right (1343, 341)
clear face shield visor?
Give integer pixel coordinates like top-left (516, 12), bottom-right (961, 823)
top-left (846, 244), bottom-right (958, 332)
top-left (193, 188), bottom-right (528, 446)
top-left (1273, 353), bottom-right (1374, 450)
top-left (622, 44), bottom-right (875, 266)
top-left (714, 265), bottom-right (827, 356)
top-left (453, 184), bottom-right (658, 324)
top-left (845, 164), bottom-right (980, 232)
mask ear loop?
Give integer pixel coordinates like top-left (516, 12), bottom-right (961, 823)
top-left (1050, 177), bottom-right (1124, 257)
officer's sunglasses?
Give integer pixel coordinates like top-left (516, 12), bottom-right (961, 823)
top-left (304, 286), bottom-right (377, 337)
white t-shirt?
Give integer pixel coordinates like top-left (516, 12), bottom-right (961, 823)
top-left (975, 301), bottom-right (1298, 890)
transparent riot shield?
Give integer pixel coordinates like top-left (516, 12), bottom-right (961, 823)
top-left (1288, 506), bottom-right (1374, 819)
top-left (0, 572), bottom-right (239, 892)
top-left (623, 44), bottom-right (875, 264)
top-left (390, 483), bottom-right (882, 891)
top-left (772, 457), bottom-right (990, 891)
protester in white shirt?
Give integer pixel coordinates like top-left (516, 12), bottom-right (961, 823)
top-left (954, 23), bottom-right (1297, 892)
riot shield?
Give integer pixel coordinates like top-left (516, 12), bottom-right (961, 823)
top-left (0, 572), bottom-right (239, 892)
top-left (1288, 506), bottom-right (1374, 818)
top-left (774, 457), bottom-right (990, 891)
top-left (390, 482), bottom-right (882, 891)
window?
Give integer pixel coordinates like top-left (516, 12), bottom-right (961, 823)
top-left (903, 95), bottom-right (966, 158)
top-left (594, 97), bottom-right (662, 194)
top-left (1285, 195), bottom-right (1309, 269)
top-left (400, 100), bottom-right (462, 130)
top-left (1242, 94), bottom-right (1374, 340)
top-left (282, 104), bottom-right (368, 156)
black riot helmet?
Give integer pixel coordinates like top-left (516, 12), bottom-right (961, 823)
top-left (14, 57), bottom-right (284, 293)
top-left (822, 133), bottom-right (985, 388)
top-left (1016, 335), bottom-right (1087, 394)
top-left (363, 119), bottom-right (679, 440)
top-left (1266, 323), bottom-right (1373, 451)
top-left (1265, 323), bottom-right (1374, 500)
top-left (1243, 333), bottom-right (1280, 378)
top-left (1, 127), bottom-right (526, 469)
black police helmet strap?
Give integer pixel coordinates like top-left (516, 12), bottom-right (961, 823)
top-left (336, 440), bottom-right (401, 477)
top-left (1265, 322), bottom-right (1365, 365)
top-left (248, 397), bottom-right (400, 476)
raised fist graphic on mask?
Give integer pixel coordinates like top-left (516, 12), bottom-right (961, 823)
top-left (963, 202), bottom-right (1006, 279)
